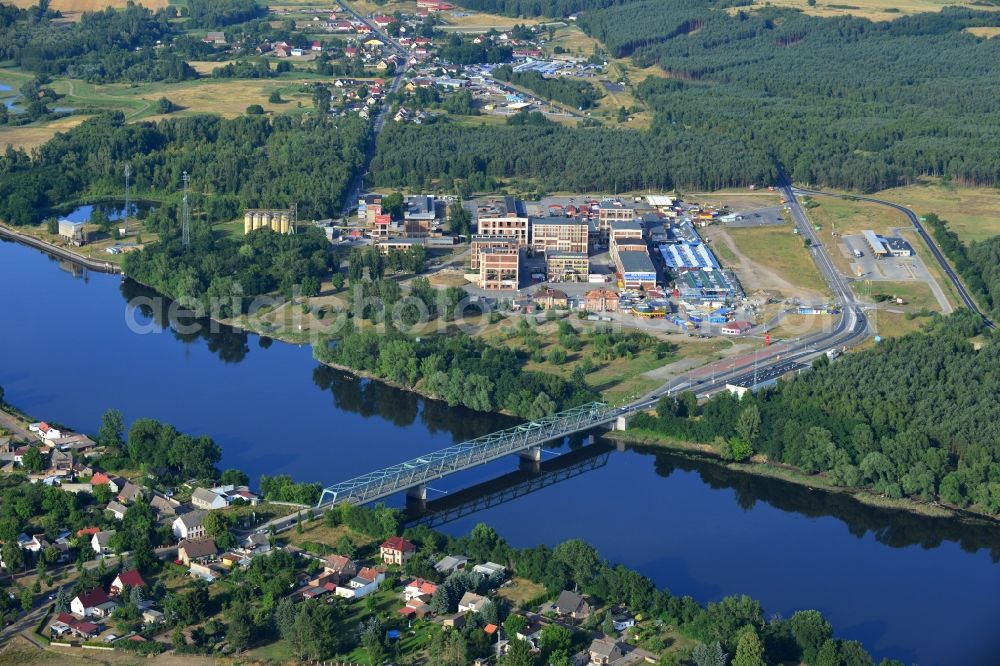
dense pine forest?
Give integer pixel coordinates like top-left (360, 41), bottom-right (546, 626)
top-left (632, 311), bottom-right (1000, 514)
top-left (924, 213), bottom-right (1000, 321)
top-left (0, 113), bottom-right (369, 226)
top-left (581, 5), bottom-right (1000, 191)
top-left (369, 117), bottom-right (773, 193)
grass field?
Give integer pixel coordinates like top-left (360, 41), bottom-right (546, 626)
top-left (806, 196), bottom-right (909, 236)
top-left (497, 576), bottom-right (547, 608)
top-left (874, 181), bottom-right (1000, 243)
top-left (712, 225), bottom-right (831, 298)
top-left (8, 0), bottom-right (169, 18)
top-left (0, 116), bottom-right (90, 150)
top-left (739, 0), bottom-right (1000, 21)
top-left (965, 26), bottom-right (1000, 38)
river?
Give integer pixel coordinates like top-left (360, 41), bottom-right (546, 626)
top-left (0, 238), bottom-right (997, 664)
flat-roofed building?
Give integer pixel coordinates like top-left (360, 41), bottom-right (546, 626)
top-left (58, 219), bottom-right (86, 246)
top-left (477, 196), bottom-right (529, 247)
top-left (597, 199), bottom-right (636, 234)
top-left (609, 218), bottom-right (644, 243)
top-left (545, 251), bottom-right (589, 283)
top-left (615, 250), bottom-right (657, 290)
top-left (404, 195), bottom-right (441, 236)
top-left (470, 235), bottom-right (518, 270)
top-left (584, 289), bottom-right (619, 312)
top-left (478, 247), bottom-right (520, 290)
top-left (863, 230), bottom-right (889, 257)
top-left (531, 217), bottom-right (588, 254)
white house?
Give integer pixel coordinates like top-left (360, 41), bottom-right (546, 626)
top-left (71, 588), bottom-right (111, 617)
top-left (172, 510), bottom-right (208, 540)
top-left (458, 591), bottom-right (489, 613)
top-left (90, 530), bottom-right (115, 555)
top-left (190, 488), bottom-right (228, 511)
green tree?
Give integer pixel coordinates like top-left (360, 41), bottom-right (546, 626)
top-left (21, 446), bottom-right (46, 472)
top-left (2, 540), bottom-right (24, 573)
top-left (447, 200), bottom-right (472, 237)
top-left (98, 408), bottom-right (125, 448)
top-left (735, 404), bottom-right (761, 448)
top-left (246, 104), bottom-right (264, 115)
top-left (732, 627), bottom-right (766, 666)
top-left (312, 85), bottom-right (331, 115)
top-left (692, 642), bottom-right (727, 666)
top-left (790, 610), bottom-right (833, 663)
top-left (500, 638), bottom-right (535, 666)
top-left (226, 601), bottom-right (254, 652)
top-left (268, 91), bottom-right (283, 104)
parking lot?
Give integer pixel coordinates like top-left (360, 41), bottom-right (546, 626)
top-left (722, 205), bottom-right (788, 227)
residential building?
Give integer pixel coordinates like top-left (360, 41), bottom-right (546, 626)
top-left (178, 539), bottom-right (218, 565)
top-left (614, 251), bottom-right (657, 290)
top-left (458, 591), bottom-right (489, 613)
top-left (243, 532), bottom-right (272, 556)
top-left (71, 588), bottom-right (112, 618)
top-left (380, 536), bottom-right (416, 565)
top-left (531, 217), bottom-right (588, 255)
top-left (91, 530), bottom-right (115, 555)
top-left (476, 196), bottom-right (529, 247)
top-left (478, 247), bottom-right (520, 290)
top-left (555, 590), bottom-right (591, 621)
top-left (588, 637), bottom-right (626, 665)
top-left (404, 578), bottom-right (438, 600)
top-left (172, 510), bottom-right (208, 540)
top-left (36, 422), bottom-right (62, 442)
top-left (116, 481), bottom-right (144, 504)
top-left (105, 501), bottom-right (128, 521)
top-left (545, 251), bottom-right (589, 283)
top-left (611, 611), bottom-right (635, 632)
top-left (533, 288), bottom-right (569, 310)
top-left (111, 569), bottom-right (146, 596)
top-left (191, 487), bottom-right (228, 511)
top-left (149, 492), bottom-right (181, 519)
top-left (324, 554), bottom-right (358, 580)
top-left (584, 289), bottom-right (619, 312)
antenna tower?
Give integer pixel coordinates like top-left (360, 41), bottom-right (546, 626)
top-left (123, 164), bottom-right (131, 236)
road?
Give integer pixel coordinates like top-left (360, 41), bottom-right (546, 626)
top-left (0, 408), bottom-right (35, 441)
top-left (335, 0), bottom-right (410, 217)
top-left (618, 165), bottom-right (871, 409)
top-left (793, 187), bottom-right (995, 329)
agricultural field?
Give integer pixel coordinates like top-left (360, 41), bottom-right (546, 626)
top-left (440, 9), bottom-right (546, 30)
top-left (874, 182), bottom-right (1000, 243)
top-left (7, 0), bottom-right (169, 19)
top-left (0, 116), bottom-right (90, 151)
top-left (738, 0), bottom-right (1000, 22)
top-left (965, 26), bottom-right (1000, 38)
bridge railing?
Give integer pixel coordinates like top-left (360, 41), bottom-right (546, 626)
top-left (316, 402), bottom-right (613, 507)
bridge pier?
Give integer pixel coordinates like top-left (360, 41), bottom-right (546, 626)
top-left (613, 415), bottom-right (630, 431)
top-left (519, 446), bottom-right (543, 462)
top-left (406, 484), bottom-right (427, 510)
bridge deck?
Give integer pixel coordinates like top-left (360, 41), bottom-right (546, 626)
top-left (317, 402), bottom-right (614, 507)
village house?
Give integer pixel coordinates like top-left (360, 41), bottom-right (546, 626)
top-left (117, 480), bottom-right (144, 503)
top-left (71, 588), bottom-right (116, 618)
top-left (533, 288), bottom-right (569, 310)
top-left (172, 510), bottom-right (207, 540)
top-left (149, 492), bottom-right (181, 519)
top-left (178, 538), bottom-right (218, 566)
top-left (242, 532), bottom-right (271, 556)
top-left (91, 530), bottom-right (115, 556)
top-left (473, 561), bottom-right (506, 577)
top-left (105, 501), bottom-right (128, 521)
top-left (191, 487), bottom-right (228, 510)
top-left (324, 553), bottom-right (358, 580)
top-left (111, 569), bottom-right (146, 595)
top-left (404, 578), bottom-right (437, 601)
top-left (458, 591), bottom-right (489, 613)
top-left (380, 536), bottom-right (416, 565)
top-left (50, 612), bottom-right (99, 639)
top-left (335, 566), bottom-right (384, 599)
top-left (555, 590), bottom-right (591, 621)
top-left (589, 637), bottom-right (627, 665)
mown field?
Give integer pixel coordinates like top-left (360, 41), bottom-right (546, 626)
top-left (874, 182), bottom-right (1000, 243)
top-left (740, 0), bottom-right (1000, 22)
top-left (8, 0), bottom-right (169, 18)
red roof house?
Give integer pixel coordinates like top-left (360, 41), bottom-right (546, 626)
top-left (380, 536), bottom-right (416, 565)
top-left (111, 569), bottom-right (147, 595)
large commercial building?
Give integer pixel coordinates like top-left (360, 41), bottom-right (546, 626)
top-left (597, 200), bottom-right (637, 235)
top-left (476, 196), bottom-right (529, 247)
top-left (531, 217), bottom-right (588, 254)
top-left (478, 247), bottom-right (520, 291)
top-left (545, 251), bottom-right (589, 283)
top-left (675, 268), bottom-right (739, 307)
top-left (615, 250), bottom-right (657, 290)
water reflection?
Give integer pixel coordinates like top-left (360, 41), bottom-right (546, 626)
top-left (642, 446), bottom-right (1000, 560)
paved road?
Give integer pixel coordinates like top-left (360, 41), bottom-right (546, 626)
top-left (336, 0), bottom-right (410, 217)
top-left (0, 408), bottom-right (34, 441)
top-left (794, 188), bottom-right (995, 329)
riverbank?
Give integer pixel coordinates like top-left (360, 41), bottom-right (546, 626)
top-left (607, 428), bottom-right (1000, 526)
top-left (0, 224), bottom-right (120, 274)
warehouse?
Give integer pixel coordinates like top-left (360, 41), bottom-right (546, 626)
top-left (863, 230), bottom-right (889, 258)
top-left (658, 242), bottom-right (719, 271)
top-left (883, 236), bottom-right (914, 257)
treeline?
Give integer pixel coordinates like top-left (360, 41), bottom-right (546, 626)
top-left (398, 522), bottom-right (902, 666)
top-left (0, 3), bottom-right (196, 83)
top-left (369, 119), bottom-right (773, 193)
top-left (315, 327), bottom-right (596, 419)
top-left (0, 112), bottom-right (369, 226)
top-left (631, 311), bottom-right (1000, 514)
top-left (493, 65), bottom-right (602, 109)
top-left (184, 0), bottom-right (264, 28)
top-left (445, 0), bottom-right (642, 18)
top-left (579, 4), bottom-right (1000, 190)
top-left (123, 226), bottom-right (336, 316)
top-left (923, 213), bottom-right (1000, 320)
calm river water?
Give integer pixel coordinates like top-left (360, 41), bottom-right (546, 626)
top-left (0, 239), bottom-right (997, 664)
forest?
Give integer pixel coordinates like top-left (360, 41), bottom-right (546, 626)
top-left (437, 34), bottom-right (513, 65)
top-left (492, 65), bottom-right (602, 110)
top-left (580, 4), bottom-right (1000, 191)
top-left (369, 118), bottom-right (773, 193)
top-left (0, 112), bottom-right (369, 226)
top-left (0, 3), bottom-right (195, 83)
top-left (923, 213), bottom-right (1000, 321)
top-left (122, 226), bottom-right (337, 316)
top-left (183, 0), bottom-right (265, 28)
top-left (630, 310), bottom-right (1000, 514)
top-left (314, 326), bottom-right (596, 420)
